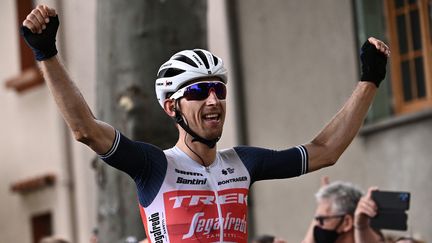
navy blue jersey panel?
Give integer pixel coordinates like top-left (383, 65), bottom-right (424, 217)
top-left (134, 143), bottom-right (168, 207)
top-left (100, 131), bottom-right (168, 207)
top-left (233, 145), bottom-right (308, 184)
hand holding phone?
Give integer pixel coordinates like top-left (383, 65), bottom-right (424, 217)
top-left (370, 190), bottom-right (410, 231)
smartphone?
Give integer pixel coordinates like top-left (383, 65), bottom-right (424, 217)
top-left (372, 191), bottom-right (410, 210)
top-left (370, 190), bottom-right (410, 231)
top-left (370, 211), bottom-right (408, 230)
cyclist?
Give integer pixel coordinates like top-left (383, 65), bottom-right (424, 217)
top-left (21, 5), bottom-right (390, 243)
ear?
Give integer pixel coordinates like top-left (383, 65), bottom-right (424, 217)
top-left (339, 214), bottom-right (354, 233)
top-left (163, 99), bottom-right (176, 117)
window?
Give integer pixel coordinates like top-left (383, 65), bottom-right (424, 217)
top-left (31, 212), bottom-right (53, 243)
top-left (385, 0), bottom-right (432, 114)
top-left (5, 0), bottom-right (44, 93)
top-left (355, 0), bottom-right (393, 122)
top-left (17, 0), bottom-right (35, 70)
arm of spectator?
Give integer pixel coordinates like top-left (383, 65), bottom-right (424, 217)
top-left (354, 187), bottom-right (384, 243)
top-left (301, 220), bottom-right (316, 243)
top-left (273, 237), bottom-right (287, 243)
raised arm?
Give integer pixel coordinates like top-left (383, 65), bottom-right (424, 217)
top-left (354, 187), bottom-right (384, 243)
top-left (22, 5), bottom-right (115, 154)
top-left (305, 37), bottom-right (390, 172)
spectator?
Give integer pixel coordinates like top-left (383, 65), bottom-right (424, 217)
top-left (386, 235), bottom-right (425, 243)
top-left (139, 238), bottom-right (149, 243)
top-left (302, 179), bottom-right (383, 243)
top-left (39, 236), bottom-right (70, 243)
top-left (89, 227), bottom-right (98, 243)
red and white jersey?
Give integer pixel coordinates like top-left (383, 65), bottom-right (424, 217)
top-left (100, 131), bottom-right (308, 243)
top-left (142, 147), bottom-right (250, 242)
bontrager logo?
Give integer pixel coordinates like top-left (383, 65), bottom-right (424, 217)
top-left (169, 192), bottom-right (248, 208)
top-left (218, 176), bottom-right (247, 186)
top-left (176, 177), bottom-right (207, 185)
top-left (148, 212), bottom-right (164, 243)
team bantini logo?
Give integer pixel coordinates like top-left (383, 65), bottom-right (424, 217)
top-left (163, 189), bottom-right (249, 242)
top-left (176, 177), bottom-right (207, 185)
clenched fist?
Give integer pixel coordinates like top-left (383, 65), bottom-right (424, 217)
top-left (21, 5), bottom-right (59, 61)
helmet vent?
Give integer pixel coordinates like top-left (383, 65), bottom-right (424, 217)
top-left (157, 68), bottom-right (185, 78)
top-left (212, 55), bottom-right (219, 66)
top-left (173, 55), bottom-right (198, 68)
top-left (193, 50), bottom-right (210, 69)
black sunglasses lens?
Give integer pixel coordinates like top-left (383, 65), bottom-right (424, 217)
top-left (184, 82), bottom-right (226, 101)
top-left (184, 84), bottom-right (207, 100)
top-left (214, 83), bottom-right (227, 99)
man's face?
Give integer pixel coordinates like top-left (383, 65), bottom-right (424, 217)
top-left (314, 199), bottom-right (345, 233)
top-left (177, 78), bottom-right (226, 140)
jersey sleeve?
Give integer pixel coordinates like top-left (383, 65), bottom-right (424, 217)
top-left (98, 130), bottom-right (168, 207)
top-left (233, 145), bottom-right (308, 184)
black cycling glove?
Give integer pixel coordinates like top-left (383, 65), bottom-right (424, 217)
top-left (21, 16), bottom-right (59, 61)
top-left (360, 40), bottom-right (387, 87)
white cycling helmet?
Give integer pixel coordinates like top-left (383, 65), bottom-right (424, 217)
top-left (155, 49), bottom-right (227, 108)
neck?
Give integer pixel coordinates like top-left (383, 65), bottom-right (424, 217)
top-left (335, 230), bottom-right (354, 243)
top-left (176, 132), bottom-right (217, 167)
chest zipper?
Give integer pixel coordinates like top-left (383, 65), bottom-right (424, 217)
top-left (205, 166), bottom-right (224, 242)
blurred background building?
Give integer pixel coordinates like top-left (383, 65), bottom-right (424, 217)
top-left (1, 0), bottom-right (431, 242)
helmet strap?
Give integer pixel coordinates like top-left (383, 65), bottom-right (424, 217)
top-left (173, 101), bottom-right (219, 148)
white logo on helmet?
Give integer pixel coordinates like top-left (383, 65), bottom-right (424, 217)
top-left (192, 55), bottom-right (203, 66)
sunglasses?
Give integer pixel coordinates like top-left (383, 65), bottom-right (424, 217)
top-left (314, 214), bottom-right (345, 226)
top-left (170, 81), bottom-right (227, 101)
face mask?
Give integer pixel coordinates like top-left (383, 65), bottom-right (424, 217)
top-left (313, 225), bottom-right (340, 243)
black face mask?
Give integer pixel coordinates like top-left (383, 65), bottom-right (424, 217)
top-left (313, 226), bottom-right (340, 243)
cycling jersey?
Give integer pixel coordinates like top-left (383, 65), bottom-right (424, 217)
top-left (100, 130), bottom-right (308, 243)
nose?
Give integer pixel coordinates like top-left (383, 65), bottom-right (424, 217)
top-left (205, 89), bottom-right (219, 105)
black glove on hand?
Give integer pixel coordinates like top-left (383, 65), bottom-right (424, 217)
top-left (21, 16), bottom-right (59, 61)
top-left (360, 40), bottom-right (387, 87)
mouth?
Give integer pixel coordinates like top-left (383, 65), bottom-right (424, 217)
top-left (202, 113), bottom-right (221, 123)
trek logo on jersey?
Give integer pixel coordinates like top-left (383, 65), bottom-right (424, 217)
top-left (163, 189), bottom-right (249, 242)
top-left (168, 191), bottom-right (248, 208)
top-left (221, 167), bottom-right (235, 175)
top-left (176, 177), bottom-right (207, 185)
top-left (148, 212), bottom-right (164, 243)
